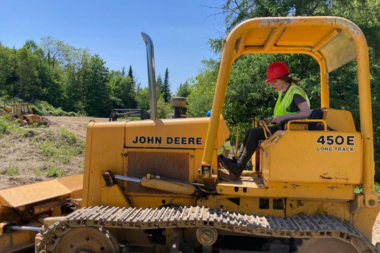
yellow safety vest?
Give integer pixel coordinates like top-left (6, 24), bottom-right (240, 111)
top-left (273, 83), bottom-right (309, 117)
top-left (217, 141), bottom-right (232, 155)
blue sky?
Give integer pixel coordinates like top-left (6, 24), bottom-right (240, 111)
top-left (0, 0), bottom-right (226, 93)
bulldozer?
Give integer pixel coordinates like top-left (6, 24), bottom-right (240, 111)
top-left (2, 103), bottom-right (47, 126)
top-left (0, 16), bottom-right (379, 253)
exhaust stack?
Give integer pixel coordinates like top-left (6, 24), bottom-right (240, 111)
top-left (141, 32), bottom-right (158, 120)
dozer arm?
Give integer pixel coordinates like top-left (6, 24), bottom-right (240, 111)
top-left (102, 171), bottom-right (204, 196)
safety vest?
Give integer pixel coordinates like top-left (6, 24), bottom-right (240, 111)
top-left (273, 83), bottom-right (310, 117)
top-left (217, 140), bottom-right (232, 155)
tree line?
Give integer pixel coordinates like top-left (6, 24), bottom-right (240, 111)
top-left (0, 36), bottom-right (172, 118)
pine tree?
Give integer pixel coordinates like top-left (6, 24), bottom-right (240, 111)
top-left (163, 68), bottom-right (171, 102)
top-left (156, 74), bottom-right (164, 94)
top-left (128, 65), bottom-right (134, 82)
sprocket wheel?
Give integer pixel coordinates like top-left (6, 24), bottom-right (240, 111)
top-left (296, 238), bottom-right (359, 253)
top-left (54, 227), bottom-right (120, 253)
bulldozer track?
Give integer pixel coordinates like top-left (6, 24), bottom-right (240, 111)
top-left (37, 206), bottom-right (378, 252)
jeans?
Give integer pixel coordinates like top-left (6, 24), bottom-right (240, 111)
top-left (238, 125), bottom-right (279, 165)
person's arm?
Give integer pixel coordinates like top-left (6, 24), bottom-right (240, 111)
top-left (271, 101), bottom-right (310, 124)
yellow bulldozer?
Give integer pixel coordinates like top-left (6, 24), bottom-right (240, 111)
top-left (0, 16), bottom-right (379, 253)
top-left (1, 102), bottom-right (47, 126)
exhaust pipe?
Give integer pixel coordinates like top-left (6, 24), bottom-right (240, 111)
top-left (141, 32), bottom-right (158, 121)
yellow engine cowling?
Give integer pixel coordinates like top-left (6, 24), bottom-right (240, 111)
top-left (82, 116), bottom-right (230, 208)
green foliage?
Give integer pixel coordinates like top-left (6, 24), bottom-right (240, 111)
top-left (157, 94), bottom-right (172, 119)
top-left (33, 128), bottom-right (85, 164)
top-left (46, 167), bottom-right (64, 178)
top-left (355, 182), bottom-right (380, 196)
top-left (85, 55), bottom-right (112, 117)
top-left (0, 37), bottom-right (139, 117)
top-left (34, 101), bottom-right (79, 116)
top-left (7, 167), bottom-right (19, 176)
top-left (0, 114), bottom-right (20, 136)
top-left (176, 81), bottom-right (192, 98)
top-left (187, 59), bottom-right (221, 117)
top-left (34, 169), bottom-right (42, 176)
top-left (109, 71), bottom-right (137, 109)
top-left (136, 86), bottom-right (150, 111)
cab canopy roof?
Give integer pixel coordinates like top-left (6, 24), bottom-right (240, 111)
top-left (227, 16), bottom-right (364, 73)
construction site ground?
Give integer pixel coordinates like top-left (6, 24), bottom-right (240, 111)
top-left (0, 116), bottom-right (379, 244)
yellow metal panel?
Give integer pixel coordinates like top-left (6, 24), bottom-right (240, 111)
top-left (320, 31), bottom-right (357, 72)
top-left (350, 195), bottom-right (380, 239)
top-left (244, 27), bottom-right (272, 46)
top-left (56, 174), bottom-right (83, 192)
top-left (261, 131), bottom-right (362, 184)
top-left (101, 184), bottom-right (131, 208)
top-left (0, 230), bottom-right (36, 253)
top-left (83, 122), bottom-right (126, 207)
top-left (276, 27), bottom-right (336, 47)
top-left (286, 199), bottom-right (350, 220)
top-left (323, 108), bottom-right (356, 132)
top-left (127, 196), bottom-right (193, 209)
top-left (216, 176), bottom-right (355, 200)
top-left (0, 179), bottom-right (71, 208)
top-left (193, 149), bottom-right (218, 180)
top-left (124, 117), bottom-right (229, 150)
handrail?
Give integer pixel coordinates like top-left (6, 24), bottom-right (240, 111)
top-left (286, 119), bottom-right (328, 131)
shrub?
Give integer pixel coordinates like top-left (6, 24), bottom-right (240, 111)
top-left (0, 115), bottom-right (19, 136)
top-left (34, 101), bottom-right (80, 117)
top-left (46, 167), bottom-right (64, 178)
top-left (34, 169), bottom-right (42, 176)
top-left (7, 167), bottom-right (19, 176)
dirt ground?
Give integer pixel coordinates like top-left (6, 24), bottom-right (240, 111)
top-left (45, 116), bottom-right (109, 141)
top-left (0, 116), bottom-right (108, 189)
top-left (0, 116), bottom-right (379, 245)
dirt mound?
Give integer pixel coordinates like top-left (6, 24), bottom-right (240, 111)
top-left (45, 116), bottom-right (109, 141)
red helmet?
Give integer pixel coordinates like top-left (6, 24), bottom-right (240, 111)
top-left (265, 61), bottom-right (290, 83)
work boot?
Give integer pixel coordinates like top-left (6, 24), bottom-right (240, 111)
top-left (217, 155), bottom-right (245, 177)
top-left (218, 168), bottom-right (240, 181)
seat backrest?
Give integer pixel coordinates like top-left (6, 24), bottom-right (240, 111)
top-left (308, 108), bottom-right (324, 130)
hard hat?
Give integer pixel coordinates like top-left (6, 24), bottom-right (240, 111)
top-left (265, 61), bottom-right (290, 83)
top-left (206, 110), bottom-right (211, 117)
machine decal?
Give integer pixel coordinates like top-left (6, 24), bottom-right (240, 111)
top-left (132, 136), bottom-right (202, 145)
top-left (316, 135), bottom-right (355, 152)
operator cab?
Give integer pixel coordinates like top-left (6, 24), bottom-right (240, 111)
top-left (202, 17), bottom-right (374, 205)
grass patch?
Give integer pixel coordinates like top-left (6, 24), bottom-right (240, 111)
top-left (46, 167), bottom-right (64, 178)
top-left (7, 167), bottom-right (19, 176)
top-left (34, 169), bottom-right (42, 176)
top-left (32, 127), bottom-right (85, 164)
top-left (0, 114), bottom-right (20, 136)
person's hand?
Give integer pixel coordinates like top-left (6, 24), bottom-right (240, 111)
top-left (271, 115), bottom-right (287, 124)
top-left (263, 117), bottom-right (273, 124)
